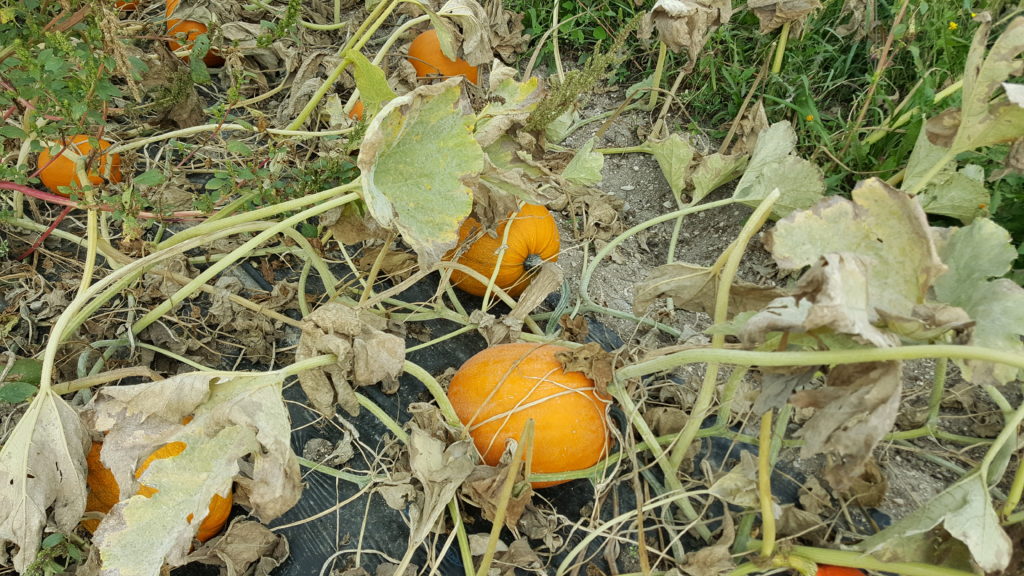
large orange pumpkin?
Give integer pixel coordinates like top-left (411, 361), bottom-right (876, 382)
top-left (406, 29), bottom-right (478, 85)
top-left (447, 342), bottom-right (611, 488)
top-left (446, 203), bottom-right (560, 298)
top-left (36, 135), bottom-right (122, 195)
top-left (83, 440), bottom-right (233, 542)
top-left (165, 0), bottom-right (223, 67)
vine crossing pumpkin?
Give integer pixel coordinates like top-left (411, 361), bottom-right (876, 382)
top-left (165, 0), bottom-right (224, 67)
top-left (447, 342), bottom-right (611, 488)
top-left (83, 440), bottom-right (233, 542)
top-left (406, 29), bottom-right (479, 85)
top-left (36, 135), bottom-right (122, 195)
top-left (446, 203), bottom-right (560, 298)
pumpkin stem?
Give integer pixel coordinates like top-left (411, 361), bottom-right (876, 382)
top-left (524, 253), bottom-right (544, 270)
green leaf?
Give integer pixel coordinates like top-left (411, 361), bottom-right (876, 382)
top-left (691, 152), bottom-right (747, 203)
top-left (767, 178), bottom-right (946, 319)
top-left (132, 169), bottom-right (166, 187)
top-left (3, 358), bottom-right (42, 385)
top-left (0, 125), bottom-right (26, 139)
top-left (647, 133), bottom-right (694, 199)
top-left (933, 219), bottom-right (1024, 384)
top-left (732, 121), bottom-right (824, 219)
top-left (357, 78), bottom-right (483, 265)
top-left (40, 532), bottom-right (64, 549)
top-left (561, 137), bottom-right (604, 186)
top-left (856, 473), bottom-right (1011, 573)
top-left (917, 164), bottom-right (989, 223)
top-left (345, 49), bottom-right (396, 118)
top-left (225, 140), bottom-right (253, 156)
top-left (188, 35), bottom-right (212, 84)
top-left (0, 382), bottom-right (37, 403)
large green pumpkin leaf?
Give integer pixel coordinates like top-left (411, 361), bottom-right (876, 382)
top-left (358, 79), bottom-right (483, 265)
top-left (732, 121), bottom-right (824, 219)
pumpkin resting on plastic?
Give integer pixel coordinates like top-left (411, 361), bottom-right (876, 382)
top-left (446, 203), bottom-right (559, 298)
top-left (447, 342), bottom-right (611, 488)
top-left (84, 440), bottom-right (233, 542)
top-left (36, 135), bottom-right (122, 195)
top-left (406, 29), bottom-right (478, 85)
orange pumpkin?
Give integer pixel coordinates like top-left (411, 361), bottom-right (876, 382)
top-left (165, 0), bottom-right (223, 67)
top-left (83, 440), bottom-right (233, 542)
top-left (36, 135), bottom-right (122, 195)
top-left (115, 0), bottom-right (139, 11)
top-left (349, 100), bottom-right (364, 121)
top-left (406, 29), bottom-right (478, 85)
top-left (447, 343), bottom-right (611, 488)
top-left (446, 203), bottom-right (560, 298)
top-left (817, 567), bottom-right (865, 576)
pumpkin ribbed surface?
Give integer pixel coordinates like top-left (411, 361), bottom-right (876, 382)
top-left (406, 29), bottom-right (478, 85)
top-left (447, 343), bottom-right (611, 488)
top-left (36, 135), bottom-right (122, 195)
top-left (83, 440), bottom-right (233, 542)
top-left (447, 203), bottom-right (560, 298)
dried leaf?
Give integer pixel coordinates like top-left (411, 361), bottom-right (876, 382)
top-left (925, 15), bottom-right (1024, 153)
top-left (358, 78), bottom-right (483, 266)
top-left (555, 342), bottom-right (614, 394)
top-left (486, 0), bottom-right (529, 61)
top-left (475, 67), bottom-right (544, 148)
top-left (0, 390), bottom-right (89, 572)
top-left (708, 451), bottom-right (761, 509)
top-left (791, 361), bottom-right (902, 490)
top-left (186, 520), bottom-right (290, 576)
top-left (834, 0), bottom-right (867, 38)
top-left (752, 366), bottom-right (817, 414)
top-left (643, 406), bottom-right (689, 436)
top-left (748, 0), bottom-right (821, 34)
top-left (406, 425), bottom-right (475, 546)
top-left (836, 456), bottom-right (887, 507)
top-left (647, 0), bottom-right (731, 69)
top-left (438, 0), bottom-right (493, 66)
top-left (634, 261), bottom-right (786, 317)
top-left (295, 302), bottom-right (405, 418)
top-left (462, 463), bottom-right (534, 531)
top-left (677, 512), bottom-right (735, 576)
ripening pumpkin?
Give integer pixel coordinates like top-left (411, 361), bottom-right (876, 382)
top-left (447, 342), bottom-right (611, 488)
top-left (115, 0), bottom-right (139, 11)
top-left (349, 100), bottom-right (364, 121)
top-left (406, 29), bottom-right (478, 85)
top-left (36, 135), bottom-right (123, 195)
top-left (816, 566), bottom-right (865, 576)
top-left (83, 440), bottom-right (233, 542)
top-left (446, 203), bottom-right (560, 298)
top-left (165, 0), bottom-right (223, 67)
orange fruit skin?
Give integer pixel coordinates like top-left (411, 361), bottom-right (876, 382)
top-left (83, 440), bottom-right (233, 542)
top-left (447, 343), bottom-right (611, 488)
top-left (407, 29), bottom-right (478, 85)
top-left (36, 135), bottom-right (122, 195)
top-left (817, 567), bottom-right (866, 576)
top-left (447, 203), bottom-right (560, 298)
top-left (167, 19), bottom-right (224, 67)
top-left (115, 0), bottom-right (139, 11)
top-left (349, 100), bottom-right (364, 121)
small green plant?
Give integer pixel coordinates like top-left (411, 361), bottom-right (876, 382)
top-left (23, 533), bottom-right (84, 576)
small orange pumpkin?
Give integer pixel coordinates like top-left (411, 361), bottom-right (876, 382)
top-left (115, 0), bottom-right (139, 11)
top-left (349, 100), bottom-right (364, 121)
top-left (36, 135), bottom-right (122, 195)
top-left (447, 342), bottom-right (611, 488)
top-left (406, 29), bottom-right (478, 85)
top-left (83, 440), bottom-right (233, 542)
top-left (165, 0), bottom-right (223, 67)
top-left (446, 203), bottom-right (560, 298)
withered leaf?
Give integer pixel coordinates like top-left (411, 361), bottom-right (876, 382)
top-left (462, 463), bottom-right (534, 531)
top-left (752, 366), bottom-right (817, 415)
top-left (186, 519), bottom-right (290, 576)
top-left (646, 0), bottom-right (732, 70)
top-left (296, 302), bottom-right (405, 418)
top-left (748, 0), bottom-right (821, 34)
top-left (634, 261), bottom-right (786, 317)
top-left (791, 361), bottom-right (902, 490)
top-left (558, 314), bottom-right (589, 343)
top-left (677, 512), bottom-right (735, 576)
top-left (836, 456), bottom-right (888, 507)
top-left (406, 425), bottom-right (475, 546)
top-left (643, 406), bottom-right (689, 436)
top-left (555, 342), bottom-right (614, 395)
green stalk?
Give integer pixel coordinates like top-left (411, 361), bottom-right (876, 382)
top-left (770, 22), bottom-right (790, 75)
top-left (757, 411), bottom-right (775, 558)
top-left (668, 190), bottom-right (778, 470)
top-left (403, 360), bottom-right (461, 428)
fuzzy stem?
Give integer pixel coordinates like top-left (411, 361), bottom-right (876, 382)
top-left (757, 410), bottom-right (776, 558)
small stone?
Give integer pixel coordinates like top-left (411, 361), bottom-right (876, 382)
top-left (620, 185), bottom-right (635, 191)
top-left (662, 200), bottom-right (674, 208)
top-left (632, 165), bottom-right (640, 171)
